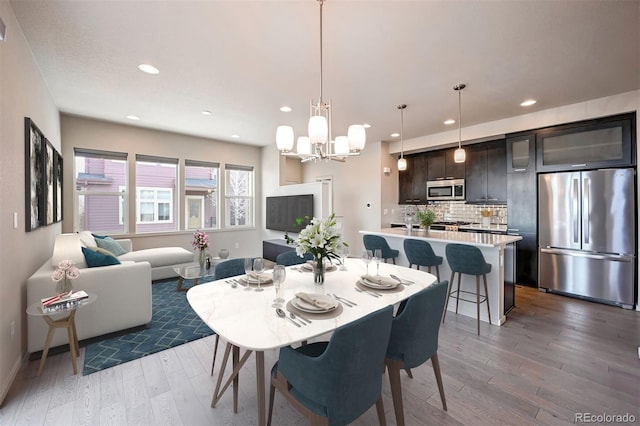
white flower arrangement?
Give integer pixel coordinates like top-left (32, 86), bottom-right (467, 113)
top-left (287, 213), bottom-right (346, 264)
top-left (51, 259), bottom-right (80, 294)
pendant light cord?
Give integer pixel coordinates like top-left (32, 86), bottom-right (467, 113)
top-left (400, 106), bottom-right (404, 159)
top-left (458, 87), bottom-right (462, 149)
top-left (318, 0), bottom-right (324, 103)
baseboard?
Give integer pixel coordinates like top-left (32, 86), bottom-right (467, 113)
top-left (0, 352), bottom-right (28, 407)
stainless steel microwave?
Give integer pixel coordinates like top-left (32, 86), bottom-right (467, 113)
top-left (426, 179), bottom-right (465, 201)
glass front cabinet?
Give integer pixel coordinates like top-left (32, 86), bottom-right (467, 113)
top-left (506, 132), bottom-right (535, 172)
top-left (535, 113), bottom-right (635, 172)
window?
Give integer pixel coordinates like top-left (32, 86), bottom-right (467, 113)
top-left (225, 164), bottom-right (254, 227)
top-left (185, 160), bottom-right (219, 230)
top-left (135, 155), bottom-right (178, 233)
top-left (74, 148), bottom-right (128, 234)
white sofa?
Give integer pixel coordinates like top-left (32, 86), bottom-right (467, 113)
top-left (26, 233), bottom-right (194, 353)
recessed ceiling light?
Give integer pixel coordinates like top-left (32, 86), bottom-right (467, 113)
top-left (363, 123), bottom-right (371, 129)
top-left (126, 115), bottom-right (140, 120)
top-left (201, 110), bottom-right (212, 115)
top-left (138, 64), bottom-right (159, 75)
top-left (520, 99), bottom-right (537, 107)
top-left (231, 134), bottom-right (240, 139)
top-left (390, 132), bottom-right (400, 138)
top-left (444, 119), bottom-right (456, 125)
top-left (280, 106), bottom-right (292, 112)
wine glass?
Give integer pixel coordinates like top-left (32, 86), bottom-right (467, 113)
top-left (339, 245), bottom-right (349, 271)
top-left (243, 258), bottom-right (253, 291)
top-left (362, 250), bottom-right (373, 275)
top-left (253, 258), bottom-right (265, 292)
top-left (374, 249), bottom-right (382, 276)
top-left (272, 265), bottom-right (286, 307)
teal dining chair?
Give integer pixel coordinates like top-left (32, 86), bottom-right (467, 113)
top-left (267, 306), bottom-right (394, 426)
top-left (363, 234), bottom-right (400, 264)
top-left (385, 280), bottom-right (449, 425)
top-left (403, 238), bottom-right (443, 280)
top-left (276, 250), bottom-right (313, 266)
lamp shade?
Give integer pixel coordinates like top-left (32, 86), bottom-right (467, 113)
top-left (454, 147), bottom-right (466, 163)
top-left (308, 115), bottom-right (328, 145)
top-left (347, 125), bottom-right (366, 151)
top-left (398, 157), bottom-right (407, 171)
top-left (275, 125), bottom-right (294, 152)
top-left (297, 136), bottom-right (311, 156)
top-left (334, 136), bottom-right (350, 155)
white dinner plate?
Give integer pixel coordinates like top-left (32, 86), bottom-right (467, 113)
top-left (359, 279), bottom-right (399, 290)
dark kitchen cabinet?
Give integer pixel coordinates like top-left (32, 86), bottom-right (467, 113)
top-left (427, 148), bottom-right (465, 180)
top-left (465, 140), bottom-right (506, 204)
top-left (398, 154), bottom-right (428, 204)
top-left (507, 171), bottom-right (538, 286)
top-left (506, 132), bottom-right (535, 172)
top-left (536, 113), bottom-right (635, 172)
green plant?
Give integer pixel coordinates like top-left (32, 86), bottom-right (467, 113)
top-left (417, 209), bottom-right (437, 228)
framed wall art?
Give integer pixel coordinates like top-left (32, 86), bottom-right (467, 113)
top-left (45, 139), bottom-right (54, 225)
top-left (54, 150), bottom-right (63, 222)
top-left (24, 117), bottom-right (45, 231)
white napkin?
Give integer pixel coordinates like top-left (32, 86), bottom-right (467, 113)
top-left (247, 272), bottom-right (272, 283)
top-left (361, 274), bottom-right (398, 288)
top-left (295, 292), bottom-right (337, 310)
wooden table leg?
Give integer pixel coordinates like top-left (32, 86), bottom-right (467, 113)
top-left (39, 311), bottom-right (78, 375)
top-left (176, 277), bottom-right (186, 291)
top-left (38, 317), bottom-right (57, 376)
top-left (67, 311), bottom-right (78, 374)
top-left (256, 351), bottom-right (265, 426)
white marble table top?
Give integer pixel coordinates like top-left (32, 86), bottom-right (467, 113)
top-left (186, 258), bottom-right (437, 351)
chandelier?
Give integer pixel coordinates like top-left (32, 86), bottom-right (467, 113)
top-left (275, 0), bottom-right (366, 162)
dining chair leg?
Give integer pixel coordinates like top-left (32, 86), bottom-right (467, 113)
top-left (386, 359), bottom-right (405, 426)
top-left (455, 273), bottom-right (462, 314)
top-left (442, 272), bottom-right (454, 323)
top-left (476, 276), bottom-right (481, 335)
top-left (435, 264), bottom-right (441, 281)
top-left (404, 368), bottom-right (413, 378)
top-left (267, 383), bottom-right (276, 426)
top-left (210, 334), bottom-right (220, 376)
top-left (483, 273), bottom-right (492, 325)
top-left (431, 353), bottom-right (447, 411)
top-left (375, 395), bottom-right (387, 426)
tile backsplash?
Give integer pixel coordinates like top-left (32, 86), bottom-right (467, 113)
top-left (398, 201), bottom-right (507, 225)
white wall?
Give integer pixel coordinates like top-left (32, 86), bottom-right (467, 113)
top-left (0, 0), bottom-right (61, 403)
top-left (60, 115), bottom-right (265, 260)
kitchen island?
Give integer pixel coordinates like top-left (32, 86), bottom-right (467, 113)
top-left (360, 228), bottom-right (522, 327)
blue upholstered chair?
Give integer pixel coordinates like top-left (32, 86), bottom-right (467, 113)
top-left (209, 258), bottom-right (249, 376)
top-left (363, 234), bottom-right (400, 264)
top-left (267, 306), bottom-right (394, 426)
top-left (444, 244), bottom-right (492, 335)
top-left (276, 250), bottom-right (313, 266)
top-left (385, 281), bottom-right (449, 425)
top-left (213, 258), bottom-right (247, 280)
top-left (403, 239), bottom-right (443, 280)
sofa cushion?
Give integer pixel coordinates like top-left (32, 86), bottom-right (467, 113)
top-left (88, 246), bottom-right (117, 257)
top-left (95, 236), bottom-right (128, 256)
top-left (119, 247), bottom-right (194, 268)
top-left (78, 231), bottom-right (98, 248)
top-left (82, 246), bottom-right (121, 267)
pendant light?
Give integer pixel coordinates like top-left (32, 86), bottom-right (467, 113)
top-left (453, 83), bottom-right (466, 163)
top-left (397, 104), bottom-right (407, 171)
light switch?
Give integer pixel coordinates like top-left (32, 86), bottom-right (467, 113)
top-left (13, 212), bottom-right (18, 229)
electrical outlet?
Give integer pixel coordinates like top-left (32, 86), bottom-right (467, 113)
top-left (383, 209), bottom-right (388, 215)
top-left (234, 243), bottom-right (240, 249)
top-left (10, 321), bottom-right (15, 341)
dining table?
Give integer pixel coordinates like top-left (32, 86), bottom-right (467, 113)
top-left (186, 257), bottom-right (438, 426)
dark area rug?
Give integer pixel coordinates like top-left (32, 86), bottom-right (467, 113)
top-left (82, 277), bottom-right (215, 375)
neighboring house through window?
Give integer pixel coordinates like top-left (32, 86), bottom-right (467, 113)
top-left (135, 154), bottom-right (178, 233)
top-left (185, 160), bottom-right (219, 230)
top-left (225, 164), bottom-right (254, 227)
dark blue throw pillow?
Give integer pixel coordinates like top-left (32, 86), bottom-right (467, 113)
top-left (82, 246), bottom-right (121, 267)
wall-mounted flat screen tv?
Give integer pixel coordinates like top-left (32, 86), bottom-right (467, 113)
top-left (266, 194), bottom-right (313, 233)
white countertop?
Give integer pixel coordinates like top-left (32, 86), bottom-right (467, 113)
top-left (362, 228), bottom-right (521, 248)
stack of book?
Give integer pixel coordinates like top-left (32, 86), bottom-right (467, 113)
top-left (40, 290), bottom-right (89, 313)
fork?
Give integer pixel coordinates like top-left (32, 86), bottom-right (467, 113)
top-left (355, 287), bottom-right (380, 298)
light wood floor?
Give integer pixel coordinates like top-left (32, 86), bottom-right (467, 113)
top-left (1, 286), bottom-right (638, 425)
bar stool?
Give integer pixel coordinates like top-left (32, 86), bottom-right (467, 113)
top-left (363, 235), bottom-right (399, 264)
top-left (403, 239), bottom-right (443, 281)
top-left (443, 244), bottom-right (492, 335)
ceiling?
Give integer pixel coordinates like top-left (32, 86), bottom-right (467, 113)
top-left (9, 0), bottom-right (640, 149)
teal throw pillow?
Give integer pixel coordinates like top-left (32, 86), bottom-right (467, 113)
top-left (82, 246), bottom-right (121, 267)
top-left (92, 233), bottom-right (108, 239)
top-left (95, 236), bottom-right (128, 256)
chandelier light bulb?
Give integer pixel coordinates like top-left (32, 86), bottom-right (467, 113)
top-left (297, 136), bottom-right (311, 156)
top-left (347, 125), bottom-right (366, 151)
top-left (334, 136), bottom-right (350, 155)
top-left (308, 115), bottom-right (328, 145)
top-left (276, 125), bottom-right (294, 152)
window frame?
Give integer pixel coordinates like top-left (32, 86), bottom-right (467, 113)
top-left (224, 164), bottom-right (255, 228)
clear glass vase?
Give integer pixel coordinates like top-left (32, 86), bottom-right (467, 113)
top-left (56, 278), bottom-right (73, 295)
top-left (199, 249), bottom-right (206, 268)
top-left (313, 255), bottom-right (325, 284)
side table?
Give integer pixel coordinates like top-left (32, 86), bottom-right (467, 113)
top-left (26, 293), bottom-right (97, 375)
top-left (173, 262), bottom-right (219, 292)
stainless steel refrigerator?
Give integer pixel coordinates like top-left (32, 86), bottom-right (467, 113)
top-left (538, 168), bottom-right (636, 308)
